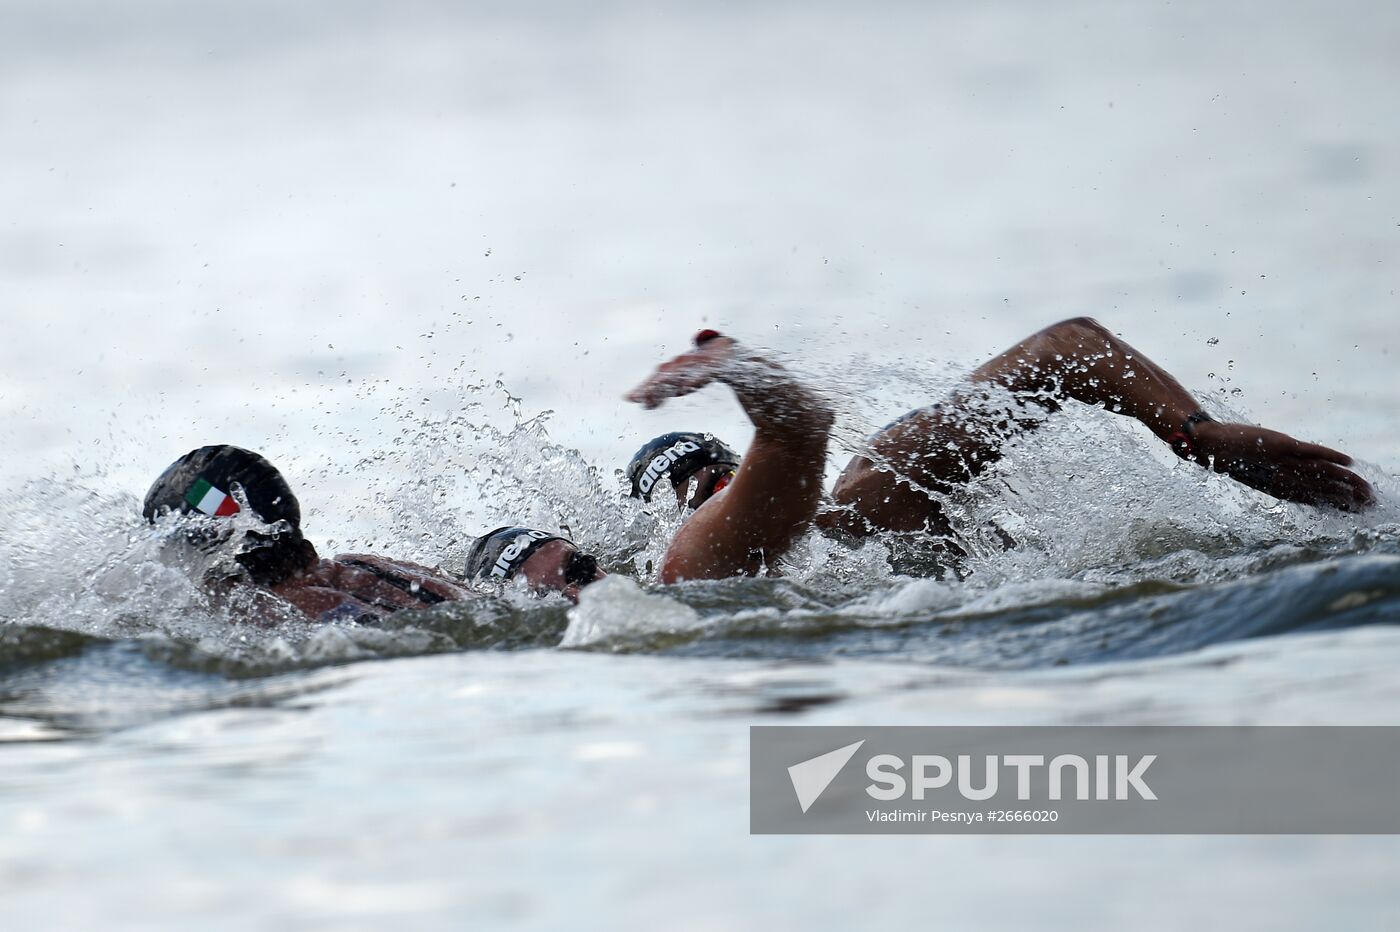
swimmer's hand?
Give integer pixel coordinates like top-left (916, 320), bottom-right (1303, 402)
top-left (630, 329), bottom-right (832, 583)
top-left (625, 331), bottom-right (738, 409)
top-left (1191, 421), bottom-right (1376, 512)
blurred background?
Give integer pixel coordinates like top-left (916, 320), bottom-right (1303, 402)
top-left (4, 0), bottom-right (1397, 518)
top-left (2, 1), bottom-right (1398, 928)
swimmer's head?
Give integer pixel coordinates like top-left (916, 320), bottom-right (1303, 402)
top-left (626, 432), bottom-right (739, 510)
top-left (143, 445), bottom-right (316, 586)
top-left (463, 526), bottom-right (605, 603)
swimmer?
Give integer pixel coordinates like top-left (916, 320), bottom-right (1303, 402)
top-left (626, 330), bottom-right (834, 582)
top-left (625, 431), bottom-right (740, 511)
top-left (143, 445), bottom-right (603, 622)
top-left (626, 321), bottom-right (1375, 577)
top-left (462, 526), bottom-right (605, 603)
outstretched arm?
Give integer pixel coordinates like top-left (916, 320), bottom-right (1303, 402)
top-left (828, 317), bottom-right (1373, 535)
top-left (976, 317), bottom-right (1374, 509)
top-left (627, 330), bottom-right (833, 582)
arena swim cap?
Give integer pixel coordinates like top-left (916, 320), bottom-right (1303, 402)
top-left (143, 445), bottom-right (302, 528)
top-left (625, 432), bottom-right (740, 502)
top-left (463, 527), bottom-right (567, 582)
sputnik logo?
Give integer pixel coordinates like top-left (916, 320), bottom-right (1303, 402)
top-left (787, 740), bottom-right (865, 813)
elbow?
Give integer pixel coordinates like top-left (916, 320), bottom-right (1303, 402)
top-left (1043, 316), bottom-right (1110, 341)
top-left (1029, 317), bottom-right (1115, 360)
top-left (657, 549), bottom-right (702, 585)
top-left (800, 385), bottom-right (836, 433)
top-left (770, 390), bottom-right (834, 441)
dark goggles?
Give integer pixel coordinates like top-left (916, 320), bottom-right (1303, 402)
top-left (563, 551), bottom-right (602, 588)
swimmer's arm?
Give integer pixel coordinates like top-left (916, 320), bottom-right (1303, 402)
top-left (833, 317), bottom-right (1203, 515)
top-left (333, 553), bottom-right (474, 601)
top-left (627, 332), bottom-right (833, 581)
top-left (972, 317), bottom-right (1373, 510)
top-left (846, 317), bottom-right (1373, 513)
top-left (968, 316), bottom-right (1201, 441)
top-left (268, 571), bottom-right (386, 623)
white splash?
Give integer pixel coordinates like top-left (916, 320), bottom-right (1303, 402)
top-left (559, 575), bottom-right (706, 649)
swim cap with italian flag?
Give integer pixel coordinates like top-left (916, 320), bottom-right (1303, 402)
top-left (142, 445), bottom-right (302, 529)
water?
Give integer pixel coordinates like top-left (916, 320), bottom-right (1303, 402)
top-left (3, 1), bottom-right (1400, 928)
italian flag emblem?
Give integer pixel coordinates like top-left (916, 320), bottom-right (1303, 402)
top-left (185, 478), bottom-right (241, 517)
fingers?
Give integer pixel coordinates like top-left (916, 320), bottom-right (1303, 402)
top-left (1213, 425), bottom-right (1372, 510)
top-left (1222, 448), bottom-right (1377, 512)
top-left (1275, 460), bottom-right (1376, 512)
top-left (624, 331), bottom-right (738, 409)
top-left (1222, 424), bottom-right (1355, 467)
top-left (1289, 439), bottom-right (1353, 466)
top-left (1302, 474), bottom-right (1367, 512)
top-left (1310, 476), bottom-right (1374, 512)
top-left (625, 369), bottom-right (704, 409)
top-left (624, 351), bottom-right (718, 408)
top-left (623, 384), bottom-right (660, 409)
top-left (1321, 464), bottom-right (1376, 511)
top-left (1350, 477), bottom-right (1378, 511)
top-left (1293, 459), bottom-right (1375, 511)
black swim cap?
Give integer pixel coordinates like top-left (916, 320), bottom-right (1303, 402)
top-left (144, 446), bottom-right (314, 586)
top-left (143, 445), bottom-right (301, 528)
top-left (464, 527), bottom-right (567, 582)
top-left (625, 432), bottom-right (739, 501)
